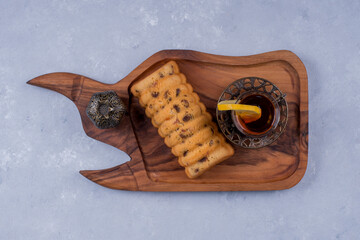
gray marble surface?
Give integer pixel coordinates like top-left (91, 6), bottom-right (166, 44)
top-left (1, 0), bottom-right (359, 239)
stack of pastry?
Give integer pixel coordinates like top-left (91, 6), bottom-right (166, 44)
top-left (131, 61), bottom-right (234, 178)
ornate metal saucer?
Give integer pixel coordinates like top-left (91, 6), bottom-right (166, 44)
top-left (216, 77), bottom-right (288, 148)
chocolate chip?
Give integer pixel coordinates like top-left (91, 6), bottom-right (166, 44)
top-left (161, 106), bottom-right (165, 109)
top-left (182, 114), bottom-right (192, 122)
top-left (181, 99), bottom-right (189, 108)
top-left (164, 90), bottom-right (169, 99)
top-left (197, 143), bottom-right (203, 146)
top-left (152, 92), bottom-right (159, 98)
top-left (179, 133), bottom-right (187, 139)
top-left (216, 140), bottom-right (220, 144)
top-left (210, 128), bottom-right (214, 135)
top-left (199, 157), bottom-right (207, 162)
top-left (194, 168), bottom-right (199, 173)
top-left (209, 140), bottom-right (214, 146)
top-left (159, 72), bottom-right (164, 78)
top-left (176, 88), bottom-right (180, 97)
top-left (204, 124), bottom-right (208, 127)
top-left (173, 104), bottom-right (180, 113)
top-left (149, 104), bottom-right (153, 109)
top-left (168, 97), bottom-right (172, 102)
top-left (183, 150), bottom-right (188, 157)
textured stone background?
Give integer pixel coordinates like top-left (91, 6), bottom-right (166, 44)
top-left (1, 0), bottom-right (359, 239)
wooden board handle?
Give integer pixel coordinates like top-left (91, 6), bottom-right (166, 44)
top-left (27, 72), bottom-right (84, 101)
top-left (79, 163), bottom-right (138, 191)
top-left (27, 72), bottom-right (146, 190)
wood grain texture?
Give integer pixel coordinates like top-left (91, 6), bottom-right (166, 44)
top-left (27, 50), bottom-right (308, 191)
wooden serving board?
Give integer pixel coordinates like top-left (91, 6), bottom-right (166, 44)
top-left (28, 50), bottom-right (308, 191)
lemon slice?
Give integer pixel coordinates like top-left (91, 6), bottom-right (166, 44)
top-left (217, 100), bottom-right (261, 123)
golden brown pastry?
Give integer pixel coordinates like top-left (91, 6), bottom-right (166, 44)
top-left (130, 61), bottom-right (234, 178)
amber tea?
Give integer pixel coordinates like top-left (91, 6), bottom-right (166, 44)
top-left (232, 93), bottom-right (280, 136)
